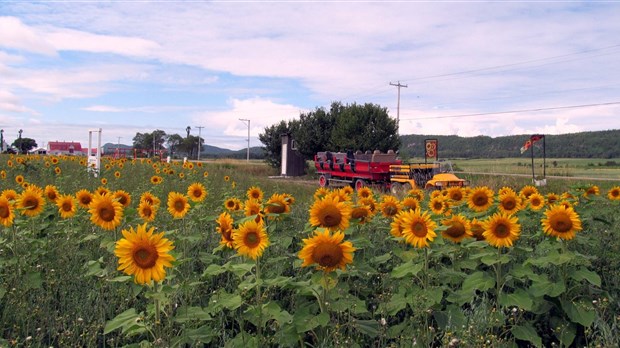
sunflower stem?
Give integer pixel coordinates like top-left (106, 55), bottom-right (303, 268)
top-left (495, 247), bottom-right (503, 308)
top-left (255, 257), bottom-right (263, 344)
top-left (153, 281), bottom-right (161, 337)
top-left (423, 247), bottom-right (429, 290)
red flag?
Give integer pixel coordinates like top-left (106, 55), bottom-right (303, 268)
top-left (520, 134), bottom-right (544, 154)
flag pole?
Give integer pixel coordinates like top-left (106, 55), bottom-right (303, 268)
top-left (542, 135), bottom-right (546, 178)
top-left (531, 139), bottom-right (535, 181)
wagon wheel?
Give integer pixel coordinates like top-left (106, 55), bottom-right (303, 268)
top-left (402, 182), bottom-right (412, 194)
top-left (319, 174), bottom-right (329, 187)
top-left (354, 179), bottom-right (366, 191)
top-left (390, 182), bottom-right (402, 195)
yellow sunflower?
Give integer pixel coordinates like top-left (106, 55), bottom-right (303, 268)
top-left (498, 191), bottom-right (522, 215)
top-left (429, 196), bottom-right (446, 215)
top-left (608, 186), bottom-right (620, 201)
top-left (114, 223), bottom-right (175, 285)
top-left (309, 196), bottom-right (352, 231)
top-left (313, 187), bottom-right (330, 200)
top-left (441, 214), bottom-right (472, 243)
top-left (282, 193), bottom-right (295, 206)
top-left (359, 197), bottom-right (377, 214)
top-left (350, 204), bottom-right (372, 224)
top-left (167, 192), bottom-right (190, 219)
top-left (140, 191), bottom-right (161, 207)
top-left (43, 185), bottom-right (60, 202)
top-left (298, 228), bottom-right (356, 272)
top-left (356, 186), bottom-right (373, 199)
top-left (264, 193), bottom-right (290, 218)
top-left (1, 189), bottom-right (19, 202)
top-left (244, 199), bottom-right (264, 220)
top-left (407, 188), bottom-right (424, 202)
top-left (400, 209), bottom-right (437, 248)
top-left (187, 182), bottom-right (208, 203)
top-left (203, 171), bottom-right (209, 178)
top-left (430, 190), bottom-right (442, 199)
top-left (467, 186), bottom-right (494, 212)
top-left (470, 218), bottom-right (486, 241)
top-left (232, 220), bottom-right (269, 260)
top-left (483, 212), bottom-right (521, 248)
top-left (390, 211), bottom-right (406, 238)
top-left (224, 175), bottom-right (230, 182)
top-left (247, 186), bottom-right (264, 201)
top-left (216, 212), bottom-right (235, 248)
top-left (546, 192), bottom-right (560, 205)
top-left (519, 185), bottom-right (538, 200)
top-left (113, 190), bottom-right (132, 208)
top-left (541, 205), bottom-right (582, 240)
top-left (95, 186), bottom-right (110, 196)
top-left (75, 189), bottom-right (93, 208)
top-left (15, 175), bottom-right (24, 184)
top-left (54, 167), bottom-right (62, 175)
top-left (379, 195), bottom-right (401, 218)
top-left (498, 186), bottom-right (516, 196)
top-left (17, 186), bottom-right (45, 217)
top-left (114, 171), bottom-right (121, 179)
top-left (138, 201), bottom-right (157, 222)
top-left (528, 193), bottom-right (546, 211)
top-left (101, 178), bottom-right (108, 185)
top-left (0, 170), bottom-right (6, 179)
top-left (0, 197), bottom-right (15, 227)
top-left (447, 186), bottom-right (465, 204)
top-left (150, 175), bottom-right (163, 185)
top-left (224, 197), bottom-right (242, 212)
top-left (401, 197), bottom-right (420, 211)
top-left (88, 193), bottom-right (124, 230)
top-left (56, 194), bottom-right (77, 219)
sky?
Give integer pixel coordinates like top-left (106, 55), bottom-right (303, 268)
top-left (1, 0), bottom-right (620, 151)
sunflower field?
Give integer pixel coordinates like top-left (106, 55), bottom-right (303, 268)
top-left (0, 154), bottom-right (619, 347)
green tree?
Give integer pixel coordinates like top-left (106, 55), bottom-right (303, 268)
top-left (12, 137), bottom-right (37, 153)
top-left (166, 134), bottom-right (184, 158)
top-left (132, 130), bottom-right (167, 154)
top-left (294, 105), bottom-right (337, 159)
top-left (258, 120), bottom-right (299, 168)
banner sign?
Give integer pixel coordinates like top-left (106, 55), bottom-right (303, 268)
top-left (425, 139), bottom-right (438, 160)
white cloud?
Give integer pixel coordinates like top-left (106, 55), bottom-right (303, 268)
top-left (0, 16), bottom-right (56, 55)
top-left (44, 28), bottom-right (160, 57)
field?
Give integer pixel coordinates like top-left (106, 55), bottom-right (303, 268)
top-left (0, 154), bottom-right (619, 347)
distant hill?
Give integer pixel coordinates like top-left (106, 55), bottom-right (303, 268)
top-left (399, 129), bottom-right (620, 159)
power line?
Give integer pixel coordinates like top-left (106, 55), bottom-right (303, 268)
top-left (401, 101), bottom-right (620, 121)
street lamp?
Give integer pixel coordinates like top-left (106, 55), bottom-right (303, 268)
top-left (18, 129), bottom-right (23, 154)
top-left (239, 119), bottom-right (250, 161)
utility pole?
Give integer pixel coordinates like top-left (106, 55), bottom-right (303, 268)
top-left (18, 129), bottom-right (23, 154)
top-left (196, 126), bottom-right (204, 160)
top-left (239, 118), bottom-right (250, 161)
top-left (390, 81), bottom-right (408, 132)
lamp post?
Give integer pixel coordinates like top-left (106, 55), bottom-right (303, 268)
top-left (18, 129), bottom-right (23, 154)
top-left (0, 129), bottom-right (4, 153)
top-left (239, 118), bottom-right (250, 161)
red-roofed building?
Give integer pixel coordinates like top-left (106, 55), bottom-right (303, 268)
top-left (47, 141), bottom-right (89, 155)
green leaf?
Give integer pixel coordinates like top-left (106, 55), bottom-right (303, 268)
top-left (571, 268), bottom-right (601, 287)
top-left (383, 289), bottom-right (408, 316)
top-left (511, 323), bottom-right (542, 348)
top-left (26, 272), bottom-right (42, 290)
top-left (528, 278), bottom-right (565, 298)
top-left (0, 286), bottom-right (5, 300)
top-left (263, 276), bottom-right (293, 287)
top-left (499, 289), bottom-right (534, 311)
top-left (550, 316), bottom-right (576, 346)
top-left (262, 301), bottom-right (293, 325)
top-left (462, 271), bottom-right (494, 293)
top-left (104, 308), bottom-right (142, 335)
top-left (229, 262), bottom-right (254, 278)
top-left (526, 250), bottom-right (572, 267)
top-left (330, 295), bottom-right (368, 314)
top-left (354, 319), bottom-right (379, 337)
top-left (294, 311), bottom-right (329, 334)
top-left (433, 306), bottom-right (466, 330)
top-left (107, 275), bottom-right (132, 283)
top-left (391, 261), bottom-right (423, 279)
top-left (561, 299), bottom-right (595, 327)
top-left (371, 253), bottom-right (392, 265)
top-left (202, 264), bottom-right (226, 277)
top-left (174, 306), bottom-right (212, 323)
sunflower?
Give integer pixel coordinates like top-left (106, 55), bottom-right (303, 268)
top-left (350, 204), bottom-right (372, 224)
top-left (88, 193), bottom-right (124, 230)
top-left (467, 186), bottom-right (494, 212)
top-left (390, 212), bottom-right (406, 238)
top-left (447, 187), bottom-right (465, 204)
top-left (470, 218), bottom-right (486, 241)
top-left (341, 186), bottom-right (354, 196)
top-left (114, 171), bottom-right (121, 179)
top-left (407, 188), bottom-right (424, 202)
top-left (224, 197), bottom-right (242, 212)
top-left (359, 197), bottom-right (377, 214)
top-left (0, 170), bottom-right (6, 179)
top-left (298, 228), bottom-right (356, 272)
top-left (233, 220), bottom-right (269, 260)
top-left (138, 201), bottom-right (157, 222)
top-left (584, 185), bottom-right (600, 197)
top-left (498, 186), bottom-right (516, 196)
top-left (95, 186), bottom-right (110, 196)
top-left (178, 172), bottom-right (185, 179)
top-left (379, 195), bottom-right (401, 218)
top-left (313, 187), bottom-right (330, 200)
top-left (400, 209), bottom-right (437, 248)
top-left (356, 186), bottom-right (373, 199)
top-left (244, 199), bottom-right (264, 222)
top-left (203, 171), bottom-right (209, 178)
top-left (0, 197), bottom-right (15, 227)
top-left (187, 183), bottom-right (208, 203)
top-left (401, 197), bottom-right (419, 211)
top-left (75, 189), bottom-right (93, 208)
top-left (101, 178), bottom-right (108, 185)
top-left (224, 175), bottom-right (230, 182)
top-left (247, 186), bottom-right (264, 201)
top-left (483, 212), bottom-right (521, 248)
top-left (519, 185), bottom-right (538, 200)
top-left (282, 193), bottom-right (295, 206)
top-left (441, 214), bottom-right (471, 243)
top-left (54, 167), bottom-right (62, 175)
top-left (309, 196), bottom-right (352, 231)
top-left (150, 175), bottom-right (163, 185)
top-left (216, 212), bottom-right (235, 248)
top-left (264, 193), bottom-right (290, 218)
top-left (56, 194), bottom-right (77, 219)
top-left (330, 188), bottom-right (352, 203)
top-left (44, 185), bottom-right (60, 202)
top-left (114, 223), bottom-right (175, 285)
top-left (15, 175), bottom-right (24, 184)
top-left (140, 191), bottom-right (161, 207)
top-left (17, 186), bottom-right (45, 217)
top-left (113, 190), bottom-right (132, 208)
top-left (1, 189), bottom-right (18, 202)
top-left (498, 191), bottom-right (522, 215)
top-left (528, 193), bottom-right (546, 211)
top-left (429, 196), bottom-right (446, 215)
top-left (430, 190), bottom-right (442, 199)
top-left (546, 192), bottom-right (560, 205)
top-left (167, 192), bottom-right (190, 219)
top-left (608, 186), bottom-right (620, 201)
top-left (541, 205), bottom-right (582, 240)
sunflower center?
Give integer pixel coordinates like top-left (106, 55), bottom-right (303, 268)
top-left (244, 231), bottom-right (260, 248)
top-left (132, 245), bottom-right (158, 269)
top-left (412, 221), bottom-right (427, 238)
top-left (551, 214), bottom-right (572, 233)
top-left (98, 206), bottom-right (115, 222)
top-left (24, 197), bottom-right (39, 210)
top-left (0, 205), bottom-right (9, 218)
top-left (192, 190), bottom-right (201, 198)
top-left (494, 223), bottom-right (510, 238)
top-left (118, 196), bottom-right (128, 206)
top-left (62, 202), bottom-right (72, 212)
top-left (502, 198), bottom-right (516, 210)
top-left (433, 201), bottom-right (443, 210)
top-left (269, 203), bottom-right (286, 214)
top-left (531, 198), bottom-right (542, 206)
top-left (451, 192), bottom-right (463, 201)
top-left (320, 205), bottom-right (342, 227)
top-left (174, 200), bottom-right (185, 212)
top-left (351, 208), bottom-right (368, 220)
top-left (222, 228), bottom-right (233, 241)
top-left (473, 194), bottom-right (488, 207)
top-left (313, 243), bottom-right (343, 268)
top-left (445, 222), bottom-right (466, 238)
top-left (142, 206), bottom-right (153, 216)
top-left (81, 197), bottom-right (92, 205)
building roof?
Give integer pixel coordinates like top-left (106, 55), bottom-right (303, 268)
top-left (48, 141), bottom-right (83, 152)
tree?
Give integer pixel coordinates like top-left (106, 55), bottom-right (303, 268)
top-left (166, 134), bottom-right (184, 157)
top-left (293, 105), bottom-right (337, 159)
top-left (132, 130), bottom-right (167, 154)
top-left (12, 137), bottom-right (37, 153)
top-left (258, 120), bottom-right (299, 168)
top-left (329, 103), bottom-right (400, 152)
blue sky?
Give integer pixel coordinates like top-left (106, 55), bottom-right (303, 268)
top-left (1, 1), bottom-right (619, 151)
